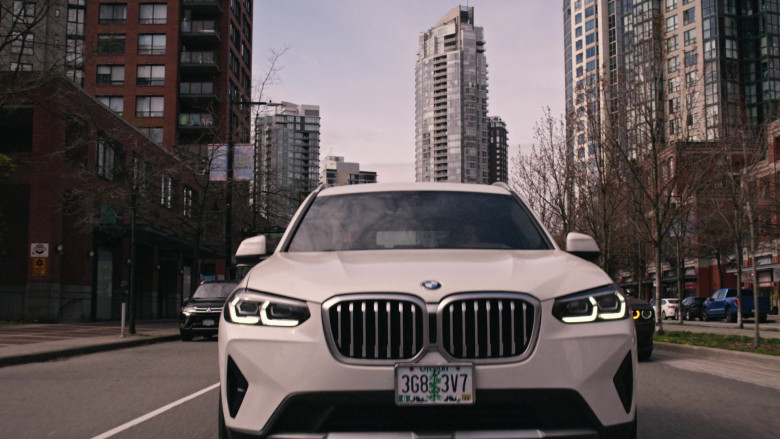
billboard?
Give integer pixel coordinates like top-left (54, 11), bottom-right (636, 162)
top-left (209, 143), bottom-right (254, 181)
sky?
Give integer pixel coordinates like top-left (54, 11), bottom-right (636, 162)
top-left (252, 0), bottom-right (565, 183)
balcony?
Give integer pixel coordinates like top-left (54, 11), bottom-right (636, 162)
top-left (181, 20), bottom-right (220, 44)
top-left (181, 0), bottom-right (223, 14)
top-left (179, 82), bottom-right (219, 102)
top-left (180, 51), bottom-right (220, 73)
top-left (178, 112), bottom-right (216, 131)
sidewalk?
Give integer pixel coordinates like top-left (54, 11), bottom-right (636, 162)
top-left (0, 316), bottom-right (778, 369)
top-left (0, 320), bottom-right (180, 368)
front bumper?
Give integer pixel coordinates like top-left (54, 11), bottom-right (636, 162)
top-left (179, 311), bottom-right (221, 334)
top-left (219, 301), bottom-right (636, 438)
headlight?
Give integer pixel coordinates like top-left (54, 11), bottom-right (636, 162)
top-left (182, 305), bottom-right (196, 316)
top-left (552, 285), bottom-right (627, 323)
top-left (633, 309), bottom-right (653, 320)
top-left (225, 288), bottom-right (310, 327)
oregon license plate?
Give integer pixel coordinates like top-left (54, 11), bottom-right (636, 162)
top-left (395, 364), bottom-right (473, 405)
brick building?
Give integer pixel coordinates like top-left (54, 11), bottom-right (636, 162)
top-left (0, 75), bottom-right (211, 322)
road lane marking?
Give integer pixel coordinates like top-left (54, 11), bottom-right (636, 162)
top-left (90, 382), bottom-right (219, 439)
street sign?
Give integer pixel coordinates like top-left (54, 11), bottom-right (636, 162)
top-left (30, 243), bottom-right (49, 258)
top-left (32, 257), bottom-right (46, 276)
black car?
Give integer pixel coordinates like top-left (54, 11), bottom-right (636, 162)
top-left (628, 297), bottom-right (655, 361)
top-left (179, 281), bottom-right (238, 341)
top-left (681, 296), bottom-right (706, 321)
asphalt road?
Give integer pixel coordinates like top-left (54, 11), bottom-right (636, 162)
top-left (0, 341), bottom-right (778, 438)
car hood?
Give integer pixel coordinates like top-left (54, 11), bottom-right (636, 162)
top-left (242, 249), bottom-right (613, 304)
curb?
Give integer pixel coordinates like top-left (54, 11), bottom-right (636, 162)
top-left (0, 333), bottom-right (180, 368)
top-left (654, 341), bottom-right (780, 370)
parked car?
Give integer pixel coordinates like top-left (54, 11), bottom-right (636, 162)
top-left (650, 298), bottom-right (679, 320)
top-left (218, 183), bottom-right (637, 438)
top-left (627, 297), bottom-right (655, 361)
top-left (702, 288), bottom-right (770, 323)
top-left (681, 296), bottom-right (706, 321)
top-left (179, 281), bottom-right (238, 341)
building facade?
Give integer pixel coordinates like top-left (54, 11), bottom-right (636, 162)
top-left (320, 156), bottom-right (377, 186)
top-left (0, 76), bottom-right (206, 322)
top-left (415, 5), bottom-right (489, 183)
top-left (488, 116), bottom-right (508, 183)
top-left (255, 102), bottom-right (321, 227)
top-left (563, 0), bottom-right (780, 304)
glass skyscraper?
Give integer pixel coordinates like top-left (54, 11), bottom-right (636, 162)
top-left (415, 5), bottom-right (489, 183)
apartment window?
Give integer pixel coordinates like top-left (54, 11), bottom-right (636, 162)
top-left (10, 62), bottom-right (33, 72)
top-left (684, 28), bottom-right (696, 46)
top-left (96, 65), bottom-right (124, 86)
top-left (585, 33), bottom-right (596, 45)
top-left (686, 70), bottom-right (698, 88)
top-left (11, 33), bottom-right (34, 55)
top-left (97, 34), bottom-right (125, 55)
top-left (136, 65), bottom-right (165, 85)
top-left (0, 106), bottom-right (33, 154)
top-left (703, 17), bottom-right (715, 39)
top-left (67, 7), bottom-right (85, 37)
top-left (669, 76), bottom-right (680, 93)
top-left (139, 3), bottom-right (167, 24)
top-left (669, 97), bottom-right (679, 114)
top-left (97, 95), bottom-right (124, 115)
top-left (139, 127), bottom-right (163, 143)
top-left (667, 35), bottom-right (678, 53)
top-left (684, 49), bottom-right (697, 67)
top-left (13, 1), bottom-right (36, 24)
top-left (136, 96), bottom-right (164, 117)
top-left (668, 55), bottom-right (679, 73)
top-left (576, 26), bottom-right (582, 37)
top-left (576, 13), bottom-right (582, 24)
top-left (585, 19), bottom-right (595, 31)
top-left (138, 34), bottom-right (166, 54)
top-left (584, 5), bottom-right (594, 17)
top-left (704, 39), bottom-right (717, 60)
top-left (683, 0), bottom-right (693, 4)
top-left (666, 0), bottom-right (677, 11)
top-left (586, 60), bottom-right (596, 72)
top-left (666, 15), bottom-right (678, 32)
top-left (183, 186), bottom-right (193, 217)
top-left (160, 175), bottom-right (172, 208)
top-left (586, 47), bottom-right (596, 58)
top-left (725, 39), bottom-right (737, 59)
top-left (576, 40), bottom-right (583, 50)
top-left (97, 139), bottom-right (117, 181)
top-left (98, 3), bottom-right (127, 24)
top-left (683, 7), bottom-right (695, 25)
top-left (576, 53), bottom-right (583, 63)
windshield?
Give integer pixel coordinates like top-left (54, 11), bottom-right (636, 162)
top-left (287, 191), bottom-right (551, 252)
top-left (192, 282), bottom-right (238, 299)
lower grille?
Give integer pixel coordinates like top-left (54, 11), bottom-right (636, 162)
top-left (440, 295), bottom-right (537, 360)
top-left (323, 295), bottom-right (427, 361)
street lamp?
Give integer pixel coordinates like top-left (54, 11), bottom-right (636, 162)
top-left (225, 97), bottom-right (280, 280)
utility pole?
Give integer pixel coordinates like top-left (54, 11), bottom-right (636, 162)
top-left (225, 98), bottom-right (279, 280)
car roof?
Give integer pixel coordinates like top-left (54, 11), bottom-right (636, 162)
top-left (317, 182), bottom-right (512, 197)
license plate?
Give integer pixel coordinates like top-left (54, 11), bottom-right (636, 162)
top-left (395, 364), bottom-right (473, 405)
top-left (202, 319), bottom-right (215, 327)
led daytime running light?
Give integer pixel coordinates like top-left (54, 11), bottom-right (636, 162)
top-left (562, 297), bottom-right (599, 323)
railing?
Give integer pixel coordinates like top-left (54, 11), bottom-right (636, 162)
top-left (178, 113), bottom-right (215, 128)
top-left (179, 82), bottom-right (216, 96)
top-left (181, 20), bottom-right (219, 37)
top-left (180, 51), bottom-right (218, 65)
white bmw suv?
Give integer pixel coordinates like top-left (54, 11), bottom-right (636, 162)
top-left (218, 183), bottom-right (637, 439)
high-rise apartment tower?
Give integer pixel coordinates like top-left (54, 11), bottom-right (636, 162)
top-left (415, 5), bottom-right (489, 183)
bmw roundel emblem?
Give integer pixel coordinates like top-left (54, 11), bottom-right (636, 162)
top-left (422, 280), bottom-right (441, 290)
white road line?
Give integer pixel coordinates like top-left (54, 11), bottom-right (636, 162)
top-left (91, 382), bottom-right (220, 439)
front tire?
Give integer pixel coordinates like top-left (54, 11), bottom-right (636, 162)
top-left (180, 330), bottom-right (194, 341)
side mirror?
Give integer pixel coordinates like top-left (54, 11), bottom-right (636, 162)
top-left (235, 235), bottom-right (267, 266)
top-left (566, 232), bottom-right (600, 262)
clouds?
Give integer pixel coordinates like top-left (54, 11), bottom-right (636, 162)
top-left (253, 0), bottom-right (564, 183)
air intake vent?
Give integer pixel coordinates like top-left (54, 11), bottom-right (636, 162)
top-left (324, 295), bottom-right (426, 361)
top-left (440, 295), bottom-right (537, 359)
